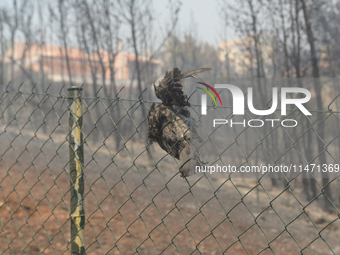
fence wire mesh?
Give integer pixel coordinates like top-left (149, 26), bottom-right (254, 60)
top-left (0, 82), bottom-right (340, 255)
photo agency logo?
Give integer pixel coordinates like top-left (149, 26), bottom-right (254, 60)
top-left (198, 84), bottom-right (312, 128)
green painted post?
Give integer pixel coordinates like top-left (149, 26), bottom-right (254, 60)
top-left (68, 86), bottom-right (85, 255)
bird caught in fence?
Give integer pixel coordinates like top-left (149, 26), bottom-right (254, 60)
top-left (147, 67), bottom-right (212, 178)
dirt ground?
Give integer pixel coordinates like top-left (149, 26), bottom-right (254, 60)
top-left (1, 123), bottom-right (340, 255)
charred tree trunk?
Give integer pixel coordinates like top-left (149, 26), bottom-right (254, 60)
top-left (301, 0), bottom-right (332, 211)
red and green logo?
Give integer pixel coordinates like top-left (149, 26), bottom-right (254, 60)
top-left (196, 82), bottom-right (222, 106)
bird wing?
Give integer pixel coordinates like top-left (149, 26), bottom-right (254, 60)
top-left (148, 104), bottom-right (190, 160)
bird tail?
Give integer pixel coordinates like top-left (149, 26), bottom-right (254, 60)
top-left (179, 143), bottom-right (206, 178)
top-left (179, 144), bottom-right (192, 178)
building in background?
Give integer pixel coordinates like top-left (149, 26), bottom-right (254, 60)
top-left (4, 41), bottom-right (162, 89)
top-left (218, 38), bottom-right (250, 77)
top-left (218, 36), bottom-right (274, 78)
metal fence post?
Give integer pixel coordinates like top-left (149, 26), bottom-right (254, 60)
top-left (68, 86), bottom-right (85, 255)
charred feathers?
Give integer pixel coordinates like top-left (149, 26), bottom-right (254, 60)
top-left (148, 67), bottom-right (211, 178)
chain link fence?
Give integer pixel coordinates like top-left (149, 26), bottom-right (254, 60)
top-left (0, 81), bottom-right (340, 255)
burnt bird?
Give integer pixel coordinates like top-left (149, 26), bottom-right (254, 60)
top-left (148, 67), bottom-right (212, 177)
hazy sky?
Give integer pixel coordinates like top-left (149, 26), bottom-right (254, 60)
top-left (0, 0), bottom-right (237, 48)
top-left (153, 0), bottom-right (237, 47)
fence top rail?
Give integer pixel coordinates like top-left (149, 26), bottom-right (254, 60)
top-left (1, 87), bottom-right (340, 114)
